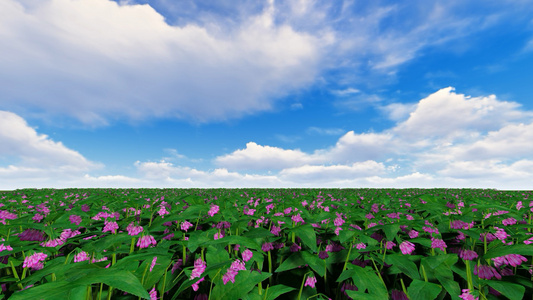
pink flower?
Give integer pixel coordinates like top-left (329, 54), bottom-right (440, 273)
top-left (334, 227), bottom-right (342, 236)
top-left (23, 252), bottom-right (47, 270)
top-left (127, 222), bottom-right (144, 236)
top-left (0, 243), bottom-right (13, 253)
top-left (73, 251), bottom-right (90, 263)
top-left (459, 289), bottom-right (478, 300)
top-left (502, 218), bottom-right (517, 226)
top-left (408, 230), bottom-right (419, 239)
top-left (385, 241), bottom-right (396, 250)
top-left (150, 256), bottom-right (158, 272)
top-left (291, 213), bottom-right (304, 225)
top-left (223, 268), bottom-right (239, 284)
top-left (149, 286), bottom-right (157, 300)
top-left (69, 215), bottom-right (82, 225)
top-left (399, 241), bottom-right (415, 255)
top-left (304, 276), bottom-right (317, 288)
top-left (102, 221), bottom-right (119, 234)
top-left (214, 232), bottom-right (224, 240)
top-left (208, 205), bottom-right (219, 217)
top-left (192, 277), bottom-right (205, 291)
top-left (270, 225), bottom-right (281, 236)
top-left (242, 249), bottom-right (253, 262)
top-left (137, 235), bottom-right (157, 249)
top-left (158, 206), bottom-right (170, 218)
top-left (356, 243), bottom-right (366, 250)
top-left (190, 258), bottom-right (206, 280)
top-left (181, 221), bottom-right (193, 232)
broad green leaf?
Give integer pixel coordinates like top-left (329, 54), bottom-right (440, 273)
top-left (8, 282), bottom-right (85, 300)
top-left (483, 244), bottom-right (533, 259)
top-left (301, 250), bottom-right (326, 277)
top-left (275, 252), bottom-right (305, 273)
top-left (407, 279), bottom-right (442, 300)
top-left (485, 280), bottom-right (525, 300)
top-left (349, 265), bottom-right (388, 298)
top-left (210, 271), bottom-right (271, 300)
top-left (290, 224), bottom-right (317, 252)
top-left (385, 254), bottom-right (420, 280)
top-left (265, 284), bottom-right (297, 300)
top-left (69, 268), bottom-right (151, 299)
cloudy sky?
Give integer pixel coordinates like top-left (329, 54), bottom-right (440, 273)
top-left (1, 0), bottom-right (533, 189)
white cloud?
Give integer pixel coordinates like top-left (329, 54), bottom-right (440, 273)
top-left (306, 127), bottom-right (345, 136)
top-left (0, 110), bottom-right (98, 171)
top-left (215, 142), bottom-right (321, 170)
top-left (279, 161), bottom-right (386, 182)
top-left (393, 87), bottom-right (529, 140)
top-left (0, 0), bottom-right (330, 125)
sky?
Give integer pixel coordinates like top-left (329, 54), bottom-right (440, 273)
top-left (1, 0), bottom-right (533, 189)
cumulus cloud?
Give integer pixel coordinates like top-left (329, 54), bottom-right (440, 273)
top-left (215, 142), bottom-right (321, 170)
top-left (0, 0), bottom-right (329, 125)
top-left (0, 110), bottom-right (98, 171)
top-left (211, 87), bottom-right (533, 189)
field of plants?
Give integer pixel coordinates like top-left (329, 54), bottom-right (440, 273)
top-left (0, 188), bottom-right (532, 300)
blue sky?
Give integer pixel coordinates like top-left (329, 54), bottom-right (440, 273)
top-left (1, 0), bottom-right (533, 189)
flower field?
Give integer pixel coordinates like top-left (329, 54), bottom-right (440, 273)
top-left (0, 188), bottom-right (532, 300)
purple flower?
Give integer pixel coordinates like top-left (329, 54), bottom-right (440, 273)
top-left (18, 229), bottom-right (45, 242)
top-left (459, 249), bottom-right (478, 261)
top-left (304, 276), bottom-right (317, 288)
top-left (474, 265), bottom-right (501, 280)
top-left (171, 259), bottom-right (183, 274)
top-left (318, 251), bottom-right (329, 259)
top-left (391, 290), bottom-right (409, 300)
top-left (290, 243), bottom-right (301, 252)
top-left (430, 238), bottom-right (447, 251)
top-left (262, 242), bottom-right (273, 252)
top-left (270, 225), bottom-right (281, 236)
top-left (399, 241), bottom-right (415, 255)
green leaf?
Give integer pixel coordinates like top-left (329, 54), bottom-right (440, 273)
top-left (485, 280), bottom-right (525, 300)
top-left (8, 282), bottom-right (85, 300)
top-left (70, 268), bottom-right (151, 299)
top-left (349, 265), bottom-right (388, 298)
top-left (407, 279), bottom-right (442, 300)
top-left (274, 252), bottom-right (305, 273)
top-left (265, 284), bottom-right (297, 300)
top-left (301, 251), bottom-right (326, 277)
top-left (483, 244), bottom-right (533, 259)
top-left (385, 254), bottom-right (420, 280)
top-left (383, 223), bottom-right (400, 242)
top-left (290, 224), bottom-right (317, 252)
top-left (210, 271), bottom-right (271, 300)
